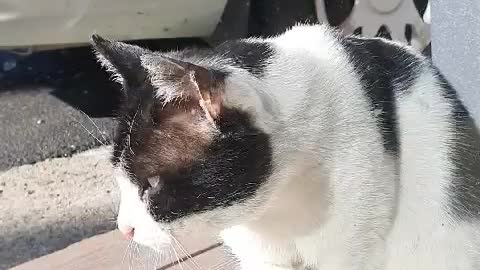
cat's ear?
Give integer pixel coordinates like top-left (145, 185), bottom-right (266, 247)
top-left (141, 55), bottom-right (226, 120)
top-left (90, 34), bottom-right (149, 86)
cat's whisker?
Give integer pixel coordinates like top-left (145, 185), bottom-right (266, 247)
top-left (151, 246), bottom-right (162, 270)
top-left (133, 243), bottom-right (141, 268)
top-left (211, 258), bottom-right (236, 270)
top-left (131, 242), bottom-right (140, 270)
top-left (126, 245), bottom-right (131, 270)
top-left (126, 105), bottom-right (140, 156)
top-left (209, 254), bottom-right (226, 270)
top-left (67, 114), bottom-right (106, 146)
top-left (150, 246), bottom-right (162, 270)
top-left (137, 245), bottom-right (147, 270)
top-left (129, 242), bottom-right (137, 268)
top-left (121, 239), bottom-right (133, 270)
top-left (170, 246), bottom-right (183, 270)
top-left (168, 247), bottom-right (174, 270)
top-left (170, 236), bottom-right (203, 270)
top-left (170, 241), bottom-right (195, 270)
top-left (214, 250), bottom-right (239, 270)
top-left (170, 243), bottom-right (187, 270)
top-left (144, 252), bottom-right (151, 270)
top-left (122, 239), bottom-right (132, 266)
top-left (77, 109), bottom-right (108, 143)
top-left (144, 246), bottom-right (153, 269)
top-left (134, 243), bottom-right (145, 269)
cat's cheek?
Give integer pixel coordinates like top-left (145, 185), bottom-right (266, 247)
top-left (132, 220), bottom-right (171, 250)
top-left (117, 195), bottom-right (172, 249)
top-left (114, 167), bottom-right (172, 249)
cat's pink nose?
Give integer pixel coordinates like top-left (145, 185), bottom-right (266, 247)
top-left (119, 226), bottom-right (135, 240)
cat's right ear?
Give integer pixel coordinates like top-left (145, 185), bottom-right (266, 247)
top-left (90, 34), bottom-right (149, 87)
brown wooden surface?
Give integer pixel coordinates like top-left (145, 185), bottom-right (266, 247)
top-left (10, 230), bottom-right (237, 270)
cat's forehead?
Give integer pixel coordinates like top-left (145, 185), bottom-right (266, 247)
top-left (93, 35), bottom-right (275, 181)
top-left (111, 99), bottom-right (217, 183)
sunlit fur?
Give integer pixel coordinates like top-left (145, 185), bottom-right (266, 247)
top-left (94, 24), bottom-right (480, 269)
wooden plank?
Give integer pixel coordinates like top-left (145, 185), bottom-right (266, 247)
top-left (10, 229), bottom-right (231, 270)
top-left (160, 245), bottom-right (239, 270)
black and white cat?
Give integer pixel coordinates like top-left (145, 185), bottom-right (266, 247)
top-left (91, 24), bottom-right (480, 270)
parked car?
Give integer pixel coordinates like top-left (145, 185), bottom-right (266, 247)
top-left (0, 0), bottom-right (228, 50)
top-left (0, 0), bottom-right (430, 51)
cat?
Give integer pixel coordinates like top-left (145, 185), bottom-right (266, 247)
top-left (91, 24), bottom-right (480, 270)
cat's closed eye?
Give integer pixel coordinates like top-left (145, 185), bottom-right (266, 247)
top-left (141, 177), bottom-right (164, 200)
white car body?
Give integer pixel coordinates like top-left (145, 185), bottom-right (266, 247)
top-left (0, 0), bottom-right (228, 49)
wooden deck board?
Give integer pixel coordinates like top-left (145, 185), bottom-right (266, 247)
top-left (161, 246), bottom-right (238, 270)
top-left (10, 230), bottom-right (236, 270)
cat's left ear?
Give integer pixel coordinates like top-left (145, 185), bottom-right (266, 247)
top-left (90, 34), bottom-right (149, 87)
top-left (141, 55), bottom-right (226, 121)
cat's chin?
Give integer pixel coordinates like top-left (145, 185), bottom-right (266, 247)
top-left (130, 225), bottom-right (172, 252)
top-left (132, 235), bottom-right (172, 252)
top-left (138, 240), bottom-right (170, 252)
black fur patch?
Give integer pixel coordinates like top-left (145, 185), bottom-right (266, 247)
top-left (112, 99), bottom-right (272, 222)
top-left (101, 38), bottom-right (274, 223)
top-left (340, 37), bottom-right (422, 155)
top-left (146, 108), bottom-right (272, 222)
top-left (435, 69), bottom-right (480, 220)
top-left (166, 40), bottom-right (274, 78)
top-left (215, 40), bottom-right (274, 77)
top-left (95, 35), bottom-right (273, 223)
top-left (110, 82), bottom-right (155, 167)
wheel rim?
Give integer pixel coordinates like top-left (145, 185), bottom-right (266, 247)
top-left (316, 0), bottom-right (431, 51)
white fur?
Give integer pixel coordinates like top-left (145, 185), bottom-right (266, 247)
top-left (219, 25), bottom-right (480, 269)
top-left (94, 51), bottom-right (124, 85)
top-left (113, 24), bottom-right (480, 269)
top-left (222, 24), bottom-right (397, 270)
top-left (114, 167), bottom-right (171, 249)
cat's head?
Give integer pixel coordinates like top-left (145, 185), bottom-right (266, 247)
top-left (91, 35), bottom-right (273, 249)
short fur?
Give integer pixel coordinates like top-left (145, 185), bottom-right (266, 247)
top-left (91, 24), bottom-right (480, 269)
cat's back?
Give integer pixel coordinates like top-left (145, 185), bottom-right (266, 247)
top-left (342, 34), bottom-right (480, 222)
top-left (214, 25), bottom-right (480, 216)
top-left (274, 26), bottom-right (480, 217)
top-left (271, 24), bottom-right (480, 268)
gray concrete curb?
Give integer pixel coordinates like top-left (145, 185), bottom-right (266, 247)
top-left (0, 147), bottom-right (118, 269)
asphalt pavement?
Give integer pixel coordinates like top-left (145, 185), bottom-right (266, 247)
top-left (0, 88), bottom-right (115, 171)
